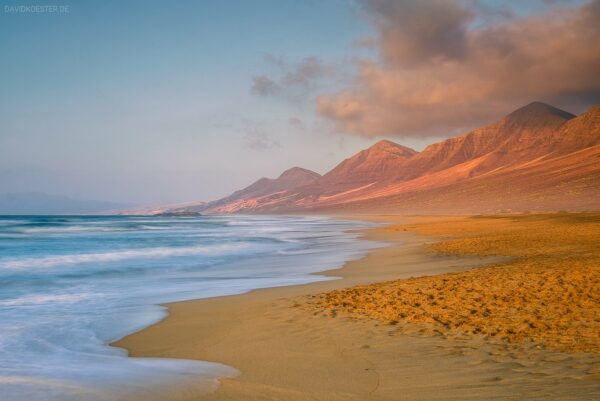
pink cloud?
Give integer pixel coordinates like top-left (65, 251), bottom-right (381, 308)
top-left (317, 0), bottom-right (600, 137)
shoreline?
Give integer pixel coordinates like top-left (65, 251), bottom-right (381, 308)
top-left (115, 215), bottom-right (599, 400)
top-left (114, 216), bottom-right (506, 400)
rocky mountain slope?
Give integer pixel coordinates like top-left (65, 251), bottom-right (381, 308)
top-left (184, 167), bottom-right (321, 214)
top-left (166, 102), bottom-right (599, 215)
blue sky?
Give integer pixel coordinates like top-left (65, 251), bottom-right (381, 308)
top-left (1, 0), bottom-right (595, 205)
top-left (1, 0), bottom-right (380, 203)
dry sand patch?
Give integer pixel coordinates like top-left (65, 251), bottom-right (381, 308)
top-left (308, 213), bottom-right (600, 353)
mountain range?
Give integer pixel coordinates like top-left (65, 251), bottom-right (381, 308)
top-left (161, 101), bottom-right (600, 214)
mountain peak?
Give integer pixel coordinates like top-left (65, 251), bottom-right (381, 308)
top-left (278, 167), bottom-right (321, 180)
top-left (369, 139), bottom-right (417, 158)
top-left (505, 101), bottom-right (575, 125)
top-left (316, 139), bottom-right (417, 193)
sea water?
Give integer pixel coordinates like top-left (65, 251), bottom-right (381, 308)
top-left (0, 215), bottom-right (380, 400)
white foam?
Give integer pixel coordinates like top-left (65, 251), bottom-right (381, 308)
top-left (20, 226), bottom-right (126, 234)
top-left (0, 243), bottom-right (248, 270)
top-left (0, 215), bottom-right (380, 401)
top-left (0, 375), bottom-right (88, 390)
top-left (138, 225), bottom-right (174, 230)
top-left (0, 293), bottom-right (92, 307)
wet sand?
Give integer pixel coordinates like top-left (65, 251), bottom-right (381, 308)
top-left (115, 215), bottom-right (600, 400)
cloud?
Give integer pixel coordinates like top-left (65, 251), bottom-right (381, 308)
top-left (243, 129), bottom-right (281, 150)
top-left (250, 56), bottom-right (335, 99)
top-left (317, 92), bottom-right (364, 121)
top-left (250, 75), bottom-right (281, 97)
top-left (264, 53), bottom-right (287, 69)
top-left (317, 0), bottom-right (600, 137)
top-left (364, 0), bottom-right (475, 66)
top-left (288, 117), bottom-right (305, 131)
top-left (281, 56), bottom-right (335, 86)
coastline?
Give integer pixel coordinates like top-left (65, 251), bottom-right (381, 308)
top-left (115, 215), bottom-right (599, 400)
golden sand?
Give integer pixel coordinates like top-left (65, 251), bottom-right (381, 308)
top-left (309, 213), bottom-right (600, 353)
top-left (116, 216), bottom-right (600, 401)
top-left (117, 214), bottom-right (600, 400)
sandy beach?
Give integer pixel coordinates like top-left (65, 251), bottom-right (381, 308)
top-left (115, 214), bottom-right (600, 401)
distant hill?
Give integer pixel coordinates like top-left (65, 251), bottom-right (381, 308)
top-left (159, 101), bottom-right (600, 215)
top-left (0, 192), bottom-right (132, 215)
top-left (177, 167), bottom-right (321, 214)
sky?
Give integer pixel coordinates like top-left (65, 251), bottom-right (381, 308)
top-left (1, 0), bottom-right (598, 205)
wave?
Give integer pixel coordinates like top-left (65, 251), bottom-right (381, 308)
top-left (17, 223), bottom-right (211, 234)
top-left (19, 226), bottom-right (128, 234)
top-left (0, 375), bottom-right (89, 390)
top-left (0, 293), bottom-right (92, 307)
top-left (138, 225), bottom-right (177, 230)
top-left (0, 243), bottom-right (250, 270)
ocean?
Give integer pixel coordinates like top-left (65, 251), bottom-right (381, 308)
top-left (0, 215), bottom-right (380, 401)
